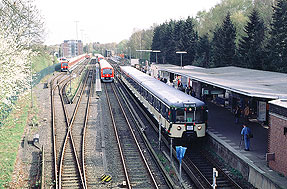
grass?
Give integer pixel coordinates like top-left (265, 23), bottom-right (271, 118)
top-left (32, 51), bottom-right (56, 73)
top-left (0, 51), bottom-right (52, 187)
top-left (66, 69), bottom-right (86, 100)
top-left (0, 94), bottom-right (37, 188)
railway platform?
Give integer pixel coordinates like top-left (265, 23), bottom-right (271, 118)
top-left (207, 101), bottom-right (287, 189)
top-left (95, 64), bottom-right (102, 93)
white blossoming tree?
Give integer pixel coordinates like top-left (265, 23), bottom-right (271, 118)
top-left (0, 0), bottom-right (44, 118)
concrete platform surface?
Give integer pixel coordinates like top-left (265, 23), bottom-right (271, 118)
top-left (207, 102), bottom-right (287, 189)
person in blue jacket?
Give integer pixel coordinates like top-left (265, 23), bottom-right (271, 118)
top-left (241, 125), bottom-right (251, 151)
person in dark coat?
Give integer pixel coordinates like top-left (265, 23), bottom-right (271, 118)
top-left (241, 125), bottom-right (251, 151)
top-left (234, 106), bottom-right (241, 124)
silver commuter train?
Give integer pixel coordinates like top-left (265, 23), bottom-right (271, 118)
top-left (120, 66), bottom-right (208, 140)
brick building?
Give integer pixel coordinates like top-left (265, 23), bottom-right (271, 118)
top-left (60, 40), bottom-right (83, 58)
top-left (268, 99), bottom-right (287, 177)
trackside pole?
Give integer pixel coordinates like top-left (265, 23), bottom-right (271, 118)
top-left (179, 161), bottom-right (182, 183)
top-left (158, 115), bottom-right (161, 150)
top-left (170, 138), bottom-right (173, 168)
top-left (212, 168), bottom-right (218, 189)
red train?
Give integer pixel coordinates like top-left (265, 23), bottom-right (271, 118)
top-left (99, 59), bottom-right (114, 82)
top-left (60, 57), bottom-right (69, 72)
top-left (59, 54), bottom-right (87, 72)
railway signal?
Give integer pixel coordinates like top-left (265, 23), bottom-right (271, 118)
top-left (176, 146), bottom-right (187, 185)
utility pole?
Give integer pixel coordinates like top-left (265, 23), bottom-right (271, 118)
top-left (75, 21), bottom-right (79, 41)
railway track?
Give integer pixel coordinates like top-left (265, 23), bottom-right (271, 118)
top-left (183, 145), bottom-right (243, 189)
top-left (48, 59), bottom-right (90, 188)
top-left (58, 67), bottom-right (95, 188)
top-left (104, 83), bottom-right (161, 189)
top-left (115, 71), bottom-right (245, 189)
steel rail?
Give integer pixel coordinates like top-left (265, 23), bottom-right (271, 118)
top-left (111, 83), bottom-right (160, 189)
top-left (50, 73), bottom-right (70, 189)
top-left (49, 59), bottom-right (88, 189)
top-left (104, 84), bottom-right (132, 189)
top-left (58, 69), bottom-right (91, 189)
top-left (115, 80), bottom-right (176, 189)
top-left (81, 67), bottom-right (95, 188)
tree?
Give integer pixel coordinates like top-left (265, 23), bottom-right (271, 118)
top-left (238, 9), bottom-right (266, 69)
top-left (164, 20), bottom-right (176, 65)
top-left (0, 0), bottom-right (44, 108)
top-left (267, 0), bottom-right (287, 72)
top-left (182, 16), bottom-right (198, 66)
top-left (196, 34), bottom-right (211, 68)
top-left (212, 12), bottom-right (237, 67)
top-left (196, 0), bottom-right (253, 42)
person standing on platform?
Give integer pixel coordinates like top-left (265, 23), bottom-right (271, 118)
top-left (243, 105), bottom-right (250, 123)
top-left (241, 125), bottom-right (251, 151)
top-left (234, 106), bottom-right (241, 124)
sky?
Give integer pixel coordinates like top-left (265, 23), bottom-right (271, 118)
top-left (35, 0), bottom-right (221, 45)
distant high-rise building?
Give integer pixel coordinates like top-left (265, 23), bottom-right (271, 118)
top-left (61, 40), bottom-right (83, 58)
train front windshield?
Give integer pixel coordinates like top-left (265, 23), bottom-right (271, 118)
top-left (103, 69), bottom-right (112, 75)
top-left (175, 108), bottom-right (205, 123)
top-left (62, 63), bottom-right (68, 67)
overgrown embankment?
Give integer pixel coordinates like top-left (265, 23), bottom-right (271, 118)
top-left (0, 51), bottom-right (55, 187)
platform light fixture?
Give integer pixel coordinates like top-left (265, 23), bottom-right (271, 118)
top-left (176, 51), bottom-right (187, 69)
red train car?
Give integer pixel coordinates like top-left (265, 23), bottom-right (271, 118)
top-left (61, 61), bottom-right (69, 72)
top-left (99, 59), bottom-right (114, 82)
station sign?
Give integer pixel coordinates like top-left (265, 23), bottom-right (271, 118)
top-left (183, 103), bottom-right (196, 107)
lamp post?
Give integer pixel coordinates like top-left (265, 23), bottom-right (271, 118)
top-left (129, 47), bottom-right (131, 64)
top-left (152, 50), bottom-right (161, 64)
top-left (176, 51), bottom-right (187, 69)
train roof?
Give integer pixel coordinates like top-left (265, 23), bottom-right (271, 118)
top-left (120, 66), bottom-right (205, 108)
top-left (99, 59), bottom-right (113, 69)
top-left (94, 54), bottom-right (104, 57)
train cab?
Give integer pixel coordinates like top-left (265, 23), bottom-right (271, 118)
top-left (99, 59), bottom-right (114, 82)
top-left (60, 61), bottom-right (69, 72)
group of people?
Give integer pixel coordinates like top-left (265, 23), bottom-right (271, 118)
top-left (234, 104), bottom-right (250, 124)
top-left (235, 104), bottom-right (253, 151)
top-left (185, 85), bottom-right (196, 97)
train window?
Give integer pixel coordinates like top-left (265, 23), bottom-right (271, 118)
top-left (103, 69), bottom-right (112, 75)
top-left (195, 109), bottom-right (204, 123)
top-left (186, 111), bottom-right (194, 123)
top-left (143, 89), bottom-right (147, 99)
top-left (156, 100), bottom-right (161, 111)
top-left (170, 109), bottom-right (176, 123)
top-left (147, 93), bottom-right (151, 104)
top-left (161, 105), bottom-right (168, 118)
top-left (176, 110), bottom-right (185, 123)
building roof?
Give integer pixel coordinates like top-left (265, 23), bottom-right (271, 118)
top-left (157, 65), bottom-right (287, 99)
top-left (269, 99), bottom-right (287, 108)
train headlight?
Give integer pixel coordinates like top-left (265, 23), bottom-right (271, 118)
top-left (197, 125), bottom-right (202, 130)
top-left (177, 126), bottom-right (182, 131)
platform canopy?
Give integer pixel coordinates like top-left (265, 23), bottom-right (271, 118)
top-left (158, 65), bottom-right (287, 99)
